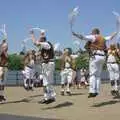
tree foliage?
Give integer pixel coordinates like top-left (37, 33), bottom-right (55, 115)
top-left (55, 58), bottom-right (61, 70)
top-left (76, 51), bottom-right (89, 69)
top-left (7, 51), bottom-right (90, 70)
top-left (8, 54), bottom-right (24, 70)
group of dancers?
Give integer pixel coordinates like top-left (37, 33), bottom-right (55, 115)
top-left (0, 26), bottom-right (120, 104)
top-left (73, 28), bottom-right (120, 98)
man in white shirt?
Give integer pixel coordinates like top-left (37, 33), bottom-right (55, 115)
top-left (73, 28), bottom-right (106, 98)
top-left (30, 30), bottom-right (56, 104)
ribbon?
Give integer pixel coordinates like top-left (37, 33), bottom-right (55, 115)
top-left (112, 11), bottom-right (120, 44)
top-left (69, 6), bottom-right (80, 32)
top-left (0, 24), bottom-right (7, 41)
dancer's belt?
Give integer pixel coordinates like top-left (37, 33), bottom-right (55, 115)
top-left (27, 65), bottom-right (33, 69)
top-left (65, 67), bottom-right (71, 69)
top-left (42, 59), bottom-right (54, 63)
top-left (92, 50), bottom-right (105, 56)
top-left (107, 62), bottom-right (117, 64)
top-left (93, 53), bottom-right (105, 56)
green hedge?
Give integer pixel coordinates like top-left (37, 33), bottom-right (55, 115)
top-left (8, 54), bottom-right (24, 70)
top-left (7, 53), bottom-right (90, 70)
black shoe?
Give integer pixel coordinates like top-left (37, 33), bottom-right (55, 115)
top-left (111, 90), bottom-right (116, 96)
top-left (0, 96), bottom-right (3, 102)
top-left (45, 98), bottom-right (56, 104)
top-left (29, 87), bottom-right (34, 91)
top-left (66, 91), bottom-right (71, 96)
top-left (39, 99), bottom-right (47, 104)
top-left (0, 96), bottom-right (6, 101)
top-left (114, 90), bottom-right (120, 97)
top-left (1, 96), bottom-right (6, 101)
top-left (88, 93), bottom-right (98, 98)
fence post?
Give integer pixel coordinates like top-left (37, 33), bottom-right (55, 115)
top-left (54, 71), bottom-right (56, 85)
top-left (16, 71), bottom-right (19, 86)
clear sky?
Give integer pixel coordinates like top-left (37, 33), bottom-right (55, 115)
top-left (0, 0), bottom-right (120, 53)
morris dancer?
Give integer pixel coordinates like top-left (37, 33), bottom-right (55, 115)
top-left (80, 68), bottom-right (88, 88)
top-left (30, 30), bottom-right (56, 104)
top-left (107, 44), bottom-right (120, 97)
top-left (0, 39), bottom-right (8, 102)
top-left (34, 51), bottom-right (43, 87)
top-left (71, 55), bottom-right (77, 89)
top-left (0, 39), bottom-right (8, 65)
top-left (22, 50), bottom-right (35, 91)
top-left (60, 48), bottom-right (74, 95)
top-left (72, 28), bottom-right (106, 98)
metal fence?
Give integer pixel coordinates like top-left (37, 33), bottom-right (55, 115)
top-left (5, 70), bottom-right (61, 86)
top-left (5, 70), bottom-right (109, 86)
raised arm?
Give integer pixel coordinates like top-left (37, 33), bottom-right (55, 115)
top-left (72, 31), bottom-right (95, 42)
top-left (110, 32), bottom-right (118, 40)
top-left (39, 42), bottom-right (51, 50)
top-left (105, 32), bottom-right (118, 41)
top-left (72, 31), bottom-right (84, 40)
top-left (30, 30), bottom-right (37, 45)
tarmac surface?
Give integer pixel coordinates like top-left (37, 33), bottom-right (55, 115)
top-left (0, 84), bottom-right (120, 120)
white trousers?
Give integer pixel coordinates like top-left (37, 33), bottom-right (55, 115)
top-left (61, 68), bottom-right (73, 92)
top-left (89, 55), bottom-right (105, 93)
top-left (22, 66), bottom-right (34, 87)
top-left (107, 63), bottom-right (120, 90)
top-left (61, 68), bottom-right (73, 85)
top-left (42, 62), bottom-right (56, 100)
top-left (0, 67), bottom-right (4, 96)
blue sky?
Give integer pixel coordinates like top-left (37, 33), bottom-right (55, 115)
top-left (0, 0), bottom-right (120, 53)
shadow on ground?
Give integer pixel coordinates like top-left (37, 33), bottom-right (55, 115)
top-left (0, 114), bottom-right (61, 120)
top-left (92, 100), bottom-right (120, 107)
top-left (71, 92), bottom-right (84, 96)
top-left (0, 98), bottom-right (32, 105)
top-left (29, 94), bottom-right (43, 98)
top-left (42, 101), bottom-right (73, 110)
top-left (0, 94), bottom-right (43, 105)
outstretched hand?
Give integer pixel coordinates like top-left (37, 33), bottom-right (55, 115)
top-left (72, 31), bottom-right (76, 36)
top-left (72, 32), bottom-right (84, 40)
top-left (29, 30), bottom-right (34, 34)
top-left (110, 32), bottom-right (117, 40)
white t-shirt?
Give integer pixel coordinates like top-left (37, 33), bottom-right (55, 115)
top-left (84, 35), bottom-right (96, 42)
top-left (36, 41), bottom-right (51, 50)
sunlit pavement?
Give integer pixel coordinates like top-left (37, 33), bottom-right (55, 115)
top-left (0, 84), bottom-right (120, 120)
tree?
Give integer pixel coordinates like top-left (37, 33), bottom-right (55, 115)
top-left (8, 54), bottom-right (24, 70)
top-left (76, 51), bottom-right (89, 69)
top-left (55, 58), bottom-right (61, 70)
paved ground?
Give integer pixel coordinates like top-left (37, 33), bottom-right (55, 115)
top-left (0, 84), bottom-right (120, 120)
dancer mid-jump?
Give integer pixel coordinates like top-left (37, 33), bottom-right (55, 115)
top-left (0, 39), bottom-right (8, 102)
top-left (72, 28), bottom-right (106, 98)
top-left (30, 29), bottom-right (56, 104)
